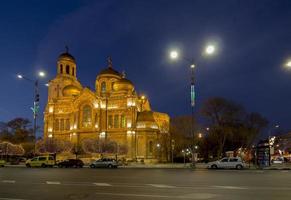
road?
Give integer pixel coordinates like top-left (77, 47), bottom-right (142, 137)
top-left (0, 167), bottom-right (290, 200)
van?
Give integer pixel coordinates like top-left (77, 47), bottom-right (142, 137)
top-left (26, 156), bottom-right (55, 168)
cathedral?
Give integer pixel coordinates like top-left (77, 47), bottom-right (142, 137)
top-left (43, 50), bottom-right (170, 162)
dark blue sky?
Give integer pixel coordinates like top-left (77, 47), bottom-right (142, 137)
top-left (1, 0), bottom-right (291, 134)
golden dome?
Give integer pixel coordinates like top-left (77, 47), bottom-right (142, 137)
top-left (58, 47), bottom-right (75, 62)
top-left (62, 85), bottom-right (81, 96)
top-left (113, 78), bottom-right (134, 91)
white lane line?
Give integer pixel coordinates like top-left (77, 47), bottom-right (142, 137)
top-left (96, 192), bottom-right (178, 198)
top-left (281, 170), bottom-right (289, 173)
top-left (147, 184), bottom-right (176, 188)
top-left (46, 181), bottom-right (61, 185)
top-left (212, 185), bottom-right (247, 190)
top-left (93, 183), bottom-right (112, 186)
top-left (1, 180), bottom-right (15, 184)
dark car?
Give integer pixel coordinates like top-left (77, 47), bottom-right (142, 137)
top-left (58, 159), bottom-right (84, 168)
top-left (89, 158), bottom-right (118, 168)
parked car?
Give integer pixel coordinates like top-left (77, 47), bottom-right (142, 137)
top-left (10, 157), bottom-right (26, 165)
top-left (58, 159), bottom-right (84, 168)
top-left (0, 159), bottom-right (6, 167)
top-left (207, 157), bottom-right (246, 169)
top-left (90, 158), bottom-right (118, 168)
top-left (272, 157), bottom-right (284, 164)
top-left (26, 155), bottom-right (55, 168)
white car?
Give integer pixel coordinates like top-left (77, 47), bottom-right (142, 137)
top-left (207, 157), bottom-right (246, 169)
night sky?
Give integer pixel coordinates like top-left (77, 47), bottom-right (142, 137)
top-left (1, 0), bottom-right (291, 136)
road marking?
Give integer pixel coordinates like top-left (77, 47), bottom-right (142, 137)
top-left (281, 170), bottom-right (289, 173)
top-left (1, 180), bottom-right (15, 184)
top-left (93, 183), bottom-right (112, 186)
top-left (147, 184), bottom-right (176, 188)
top-left (255, 171), bottom-right (264, 173)
top-left (46, 181), bottom-right (61, 185)
top-left (96, 192), bottom-right (181, 198)
top-left (212, 185), bottom-right (247, 190)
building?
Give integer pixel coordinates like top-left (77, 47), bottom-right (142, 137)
top-left (43, 50), bottom-right (170, 162)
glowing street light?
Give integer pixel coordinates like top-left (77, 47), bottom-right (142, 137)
top-left (38, 71), bottom-right (46, 77)
top-left (16, 70), bottom-right (47, 156)
top-left (17, 74), bottom-right (23, 79)
top-left (285, 60), bottom-right (291, 69)
top-left (167, 41), bottom-right (218, 168)
top-left (205, 44), bottom-right (215, 55)
top-left (170, 50), bottom-right (179, 60)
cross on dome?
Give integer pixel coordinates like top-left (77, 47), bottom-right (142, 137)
top-left (107, 56), bottom-right (113, 68)
top-left (65, 45), bottom-right (69, 53)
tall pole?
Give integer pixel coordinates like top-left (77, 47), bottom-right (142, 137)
top-left (33, 80), bottom-right (39, 156)
top-left (190, 63), bottom-right (195, 168)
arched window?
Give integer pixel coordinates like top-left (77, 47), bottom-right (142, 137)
top-left (149, 141), bottom-right (153, 154)
top-left (60, 65), bottom-right (63, 74)
top-left (82, 105), bottom-right (92, 128)
top-left (101, 81), bottom-right (106, 93)
top-left (72, 68), bottom-right (75, 76)
top-left (66, 65), bottom-right (70, 74)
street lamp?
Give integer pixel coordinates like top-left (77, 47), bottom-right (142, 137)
top-left (168, 43), bottom-right (216, 168)
top-left (268, 124), bottom-right (280, 166)
top-left (38, 71), bottom-right (46, 77)
top-left (170, 50), bottom-right (179, 59)
top-left (198, 133), bottom-right (203, 138)
top-left (182, 150), bottom-right (186, 166)
top-left (205, 45), bottom-right (215, 55)
top-left (285, 60), bottom-right (291, 69)
top-left (17, 71), bottom-right (46, 155)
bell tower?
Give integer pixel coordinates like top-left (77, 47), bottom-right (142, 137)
top-left (57, 46), bottom-right (77, 78)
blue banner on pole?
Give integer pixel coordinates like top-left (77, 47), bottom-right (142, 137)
top-left (191, 84), bottom-right (195, 107)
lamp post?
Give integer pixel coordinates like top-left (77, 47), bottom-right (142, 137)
top-left (169, 44), bottom-right (216, 168)
top-left (17, 71), bottom-right (46, 156)
top-left (268, 124), bottom-right (279, 166)
top-left (182, 150), bottom-right (186, 166)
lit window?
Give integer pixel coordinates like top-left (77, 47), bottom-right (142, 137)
top-left (101, 81), bottom-right (106, 93)
top-left (54, 119), bottom-right (59, 131)
top-left (114, 115), bottom-right (119, 128)
top-left (149, 141), bottom-right (153, 154)
top-left (66, 119), bottom-right (70, 131)
top-left (108, 115), bottom-right (113, 128)
top-left (82, 105), bottom-right (92, 128)
top-left (120, 115), bottom-right (126, 128)
top-left (60, 119), bottom-right (64, 131)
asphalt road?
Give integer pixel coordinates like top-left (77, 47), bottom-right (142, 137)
top-left (0, 167), bottom-right (290, 200)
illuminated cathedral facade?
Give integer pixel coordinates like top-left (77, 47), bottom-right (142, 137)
top-left (43, 50), bottom-right (170, 162)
